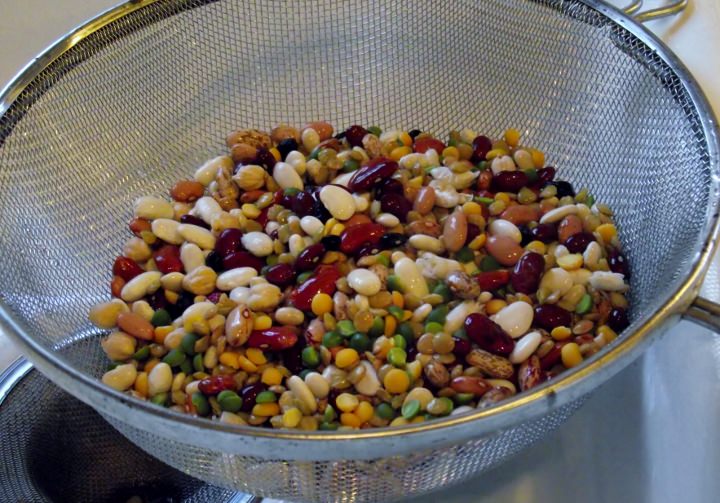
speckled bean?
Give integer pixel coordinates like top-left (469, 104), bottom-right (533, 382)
top-left (485, 235), bottom-right (524, 266)
top-left (443, 210), bottom-right (468, 252)
top-left (413, 186), bottom-right (436, 215)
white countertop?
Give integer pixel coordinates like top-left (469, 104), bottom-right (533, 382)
top-left (1, 1), bottom-right (719, 502)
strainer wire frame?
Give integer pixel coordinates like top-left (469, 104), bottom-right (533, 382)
top-left (0, 0), bottom-right (718, 461)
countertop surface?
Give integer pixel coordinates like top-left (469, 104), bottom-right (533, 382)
top-left (1, 1), bottom-right (719, 502)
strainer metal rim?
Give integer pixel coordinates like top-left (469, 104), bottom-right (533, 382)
top-left (0, 0), bottom-right (718, 457)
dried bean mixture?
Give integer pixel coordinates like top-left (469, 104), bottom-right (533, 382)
top-left (91, 122), bottom-right (631, 430)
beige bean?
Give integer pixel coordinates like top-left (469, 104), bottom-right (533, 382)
top-left (501, 204), bottom-right (540, 225)
top-left (148, 362), bottom-right (173, 395)
top-left (120, 271), bottom-right (162, 303)
top-left (123, 237), bottom-right (152, 262)
top-left (117, 312), bottom-right (154, 341)
top-left (413, 186), bottom-right (436, 215)
top-left (161, 272), bottom-right (185, 293)
top-left (485, 235), bottom-right (524, 266)
top-left (558, 215), bottom-right (583, 243)
top-left (442, 210), bottom-right (468, 252)
top-left (275, 307), bottom-right (305, 326)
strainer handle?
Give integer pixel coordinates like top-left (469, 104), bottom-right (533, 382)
top-left (623, 0), bottom-right (689, 23)
top-left (684, 297), bottom-right (720, 332)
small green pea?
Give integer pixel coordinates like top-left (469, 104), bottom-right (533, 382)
top-left (309, 146), bottom-right (321, 160)
top-left (387, 347), bottom-right (407, 368)
top-left (398, 322), bottom-right (414, 340)
top-left (150, 308), bottom-right (171, 327)
top-left (162, 348), bottom-right (186, 367)
top-left (453, 393), bottom-right (475, 405)
top-left (181, 333), bottom-right (198, 355)
top-left (218, 390), bottom-right (243, 412)
top-left (179, 358), bottom-right (193, 375)
top-left (350, 333), bottom-right (370, 352)
top-left (401, 399), bottom-right (421, 420)
top-left (454, 247), bottom-right (474, 263)
top-left (447, 138), bottom-right (458, 147)
top-left (425, 279), bottom-right (438, 291)
top-left (255, 390), bottom-right (277, 404)
top-left (337, 320), bottom-right (356, 337)
top-left (387, 306), bottom-right (404, 320)
top-left (265, 254), bottom-right (279, 266)
top-left (523, 168), bottom-right (539, 183)
top-left (368, 316), bottom-right (385, 337)
top-left (427, 304), bottom-right (448, 325)
top-left (475, 196), bottom-right (494, 205)
top-left (424, 321), bottom-right (444, 334)
top-left (298, 369), bottom-right (313, 380)
top-left (150, 392), bottom-right (168, 406)
top-left (191, 392), bottom-right (210, 416)
top-left (301, 346), bottom-right (320, 368)
top-left (439, 397), bottom-right (454, 415)
top-left (477, 160), bottom-right (489, 171)
top-left (586, 194), bottom-right (595, 207)
top-left (433, 283), bottom-right (452, 303)
top-left (284, 187), bottom-right (301, 197)
top-left (367, 126), bottom-right (382, 136)
top-left (193, 353), bottom-right (205, 373)
top-left (392, 334), bottom-right (407, 350)
top-left (107, 361), bottom-right (121, 371)
top-left (480, 255), bottom-right (502, 272)
top-left (132, 345), bottom-right (150, 361)
top-left (375, 402), bottom-right (395, 420)
top-left (386, 274), bottom-right (403, 292)
top-left (576, 294), bottom-right (593, 314)
top-left (322, 331), bottom-right (343, 348)
top-left (323, 406), bottom-right (337, 423)
top-left (453, 328), bottom-right (469, 340)
top-left (375, 254), bottom-right (390, 267)
top-left (296, 271), bottom-right (313, 284)
top-left (342, 158), bottom-right (360, 173)
top-left (319, 422), bottom-right (339, 431)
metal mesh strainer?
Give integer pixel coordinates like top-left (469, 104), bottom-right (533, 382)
top-left (0, 0), bottom-right (719, 502)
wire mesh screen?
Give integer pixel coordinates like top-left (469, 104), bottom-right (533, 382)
top-left (0, 0), bottom-right (716, 501)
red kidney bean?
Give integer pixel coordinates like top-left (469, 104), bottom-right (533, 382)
top-left (129, 217), bottom-right (151, 236)
top-left (466, 223), bottom-right (481, 244)
top-left (492, 171), bottom-right (529, 193)
top-left (254, 147), bottom-right (277, 171)
top-left (223, 251), bottom-right (264, 272)
top-left (540, 341), bottom-right (568, 370)
top-left (290, 266), bottom-right (341, 310)
top-left (295, 243), bottom-right (326, 271)
top-left (464, 313), bottom-right (515, 356)
top-left (280, 336), bottom-right (307, 374)
top-left (256, 207), bottom-right (270, 227)
top-left (215, 228), bottom-right (244, 257)
top-left (376, 178), bottom-right (404, 197)
top-left (239, 382), bottom-right (267, 412)
top-left (339, 223), bottom-right (385, 254)
top-left (608, 249), bottom-right (630, 278)
top-left (198, 374), bottom-right (236, 395)
top-left (180, 214), bottom-right (210, 230)
top-left (451, 376), bottom-right (492, 396)
top-left (112, 256), bottom-right (144, 281)
top-left (348, 158), bottom-right (399, 192)
top-left (530, 223), bottom-right (558, 243)
top-left (537, 166), bottom-right (555, 183)
top-left (451, 336), bottom-right (473, 358)
top-left (414, 137), bottom-right (445, 154)
top-left (471, 135), bottom-right (492, 162)
top-left (533, 304), bottom-right (572, 331)
top-left (111, 275), bottom-right (125, 298)
top-left (607, 308), bottom-right (629, 332)
top-left (292, 191), bottom-right (315, 217)
top-left (247, 327), bottom-right (300, 351)
top-left (476, 270), bottom-right (510, 291)
top-left (153, 245), bottom-right (183, 274)
top-left (380, 193), bottom-right (412, 222)
top-left (564, 232), bottom-right (595, 253)
top-left (148, 289), bottom-right (168, 310)
top-left (518, 355), bottom-right (544, 391)
top-left (511, 252), bottom-right (545, 294)
top-left (345, 125), bottom-right (368, 148)
top-left (265, 263), bottom-right (296, 287)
